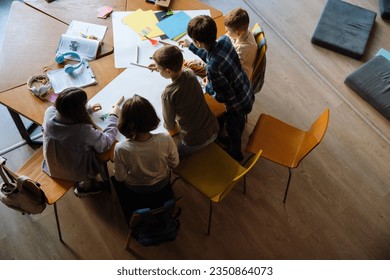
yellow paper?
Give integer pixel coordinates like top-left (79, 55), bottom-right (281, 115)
top-left (122, 9), bottom-right (165, 39)
top-left (173, 31), bottom-right (187, 41)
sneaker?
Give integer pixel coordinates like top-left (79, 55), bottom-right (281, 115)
top-left (74, 180), bottom-right (104, 198)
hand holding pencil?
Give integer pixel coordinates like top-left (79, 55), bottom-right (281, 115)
top-left (109, 96), bottom-right (124, 118)
top-left (130, 62), bottom-right (157, 72)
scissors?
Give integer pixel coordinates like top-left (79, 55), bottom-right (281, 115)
top-left (161, 9), bottom-right (173, 19)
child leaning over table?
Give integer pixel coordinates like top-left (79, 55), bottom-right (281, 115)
top-left (112, 95), bottom-right (179, 216)
top-left (149, 45), bottom-right (219, 158)
top-left (179, 15), bottom-right (254, 162)
top-left (42, 87), bottom-right (120, 198)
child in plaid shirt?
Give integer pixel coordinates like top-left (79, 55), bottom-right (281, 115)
top-left (180, 15), bottom-right (254, 161)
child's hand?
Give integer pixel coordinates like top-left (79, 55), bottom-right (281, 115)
top-left (90, 103), bottom-right (102, 113)
top-left (178, 39), bottom-right (191, 48)
top-left (109, 104), bottom-right (121, 118)
top-left (147, 63), bottom-right (158, 72)
top-left (87, 103), bottom-right (102, 114)
top-left (182, 59), bottom-right (207, 77)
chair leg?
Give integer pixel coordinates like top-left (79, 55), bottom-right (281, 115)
top-left (207, 200), bottom-right (212, 236)
top-left (242, 154), bottom-right (255, 195)
top-left (283, 168), bottom-right (292, 203)
top-left (53, 202), bottom-right (63, 242)
top-left (125, 229), bottom-right (132, 249)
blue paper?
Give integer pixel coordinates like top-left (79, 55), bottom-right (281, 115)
top-left (156, 11), bottom-right (191, 40)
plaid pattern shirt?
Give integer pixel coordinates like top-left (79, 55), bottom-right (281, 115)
top-left (189, 35), bottom-right (254, 114)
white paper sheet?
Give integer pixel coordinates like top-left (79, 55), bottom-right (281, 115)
top-left (89, 66), bottom-right (170, 141)
top-left (89, 60), bottom-right (204, 141)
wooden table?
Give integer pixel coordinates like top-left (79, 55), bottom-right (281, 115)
top-left (0, 1), bottom-right (116, 94)
top-left (0, 2), bottom-right (67, 93)
top-left (24, 0), bottom-right (126, 58)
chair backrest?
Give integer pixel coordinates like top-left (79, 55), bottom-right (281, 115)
top-left (129, 197), bottom-right (181, 246)
top-left (218, 149), bottom-right (262, 202)
top-left (251, 23), bottom-right (267, 93)
top-left (294, 109), bottom-right (330, 166)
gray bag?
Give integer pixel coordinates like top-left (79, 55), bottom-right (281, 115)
top-left (0, 156), bottom-right (46, 215)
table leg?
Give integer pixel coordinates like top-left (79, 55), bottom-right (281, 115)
top-left (7, 108), bottom-right (42, 145)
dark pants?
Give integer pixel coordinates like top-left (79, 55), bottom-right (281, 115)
top-left (111, 176), bottom-right (175, 219)
top-left (218, 110), bottom-right (246, 161)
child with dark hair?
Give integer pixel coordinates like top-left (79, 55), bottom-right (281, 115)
top-left (42, 87), bottom-right (120, 197)
top-left (180, 15), bottom-right (254, 161)
top-left (112, 95), bottom-right (179, 215)
top-left (150, 45), bottom-right (219, 158)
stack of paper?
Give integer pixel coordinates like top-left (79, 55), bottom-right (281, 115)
top-left (112, 10), bottom-right (211, 68)
top-left (122, 9), bottom-right (164, 39)
top-left (156, 11), bottom-right (191, 40)
top-left (97, 6), bottom-right (113, 19)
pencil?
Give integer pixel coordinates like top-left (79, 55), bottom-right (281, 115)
top-left (158, 40), bottom-right (184, 51)
top-left (158, 40), bottom-right (173, 46)
top-left (136, 45), bottom-right (139, 64)
top-left (116, 96), bottom-right (124, 106)
top-left (130, 62), bottom-right (152, 69)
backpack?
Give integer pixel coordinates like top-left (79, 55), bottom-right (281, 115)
top-left (130, 198), bottom-right (181, 246)
top-left (0, 156), bottom-right (46, 215)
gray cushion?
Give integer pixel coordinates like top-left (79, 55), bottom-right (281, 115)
top-left (311, 0), bottom-right (376, 59)
top-left (380, 0), bottom-right (390, 19)
top-left (344, 55), bottom-right (390, 120)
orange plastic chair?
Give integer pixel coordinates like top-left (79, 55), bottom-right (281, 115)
top-left (204, 93), bottom-right (226, 118)
top-left (173, 143), bottom-right (262, 235)
top-left (245, 109), bottom-right (330, 203)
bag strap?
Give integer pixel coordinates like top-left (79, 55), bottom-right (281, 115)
top-left (0, 156), bottom-right (6, 166)
top-left (0, 156), bottom-right (9, 184)
top-left (0, 157), bottom-right (19, 184)
top-left (0, 157), bottom-right (18, 184)
top-left (0, 157), bottom-right (18, 194)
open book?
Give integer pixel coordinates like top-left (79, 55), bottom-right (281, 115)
top-left (47, 61), bottom-right (97, 94)
top-left (55, 20), bottom-right (107, 61)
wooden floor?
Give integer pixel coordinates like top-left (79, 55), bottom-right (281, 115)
top-left (0, 0), bottom-right (389, 259)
